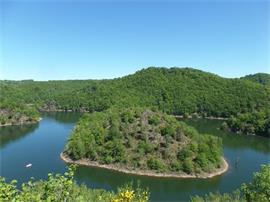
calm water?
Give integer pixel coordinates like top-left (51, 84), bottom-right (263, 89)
top-left (0, 112), bottom-right (269, 201)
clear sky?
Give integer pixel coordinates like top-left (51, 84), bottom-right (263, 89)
top-left (0, 0), bottom-right (269, 80)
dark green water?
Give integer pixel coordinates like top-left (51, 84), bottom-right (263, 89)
top-left (0, 113), bottom-right (269, 201)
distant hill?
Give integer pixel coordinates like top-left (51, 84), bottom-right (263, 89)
top-left (241, 73), bottom-right (270, 86)
top-left (1, 67), bottom-right (270, 118)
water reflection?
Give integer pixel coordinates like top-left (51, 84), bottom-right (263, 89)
top-left (76, 165), bottom-right (222, 188)
top-left (0, 124), bottom-right (39, 149)
top-left (42, 112), bottom-right (82, 124)
top-left (182, 118), bottom-right (270, 154)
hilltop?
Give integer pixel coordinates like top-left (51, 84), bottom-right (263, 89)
top-left (241, 73), bottom-right (270, 86)
top-left (1, 67), bottom-right (269, 122)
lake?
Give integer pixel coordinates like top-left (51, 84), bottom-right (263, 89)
top-left (0, 112), bottom-right (269, 201)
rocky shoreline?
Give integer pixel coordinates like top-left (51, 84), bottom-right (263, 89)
top-left (60, 152), bottom-right (228, 179)
top-left (174, 115), bottom-right (228, 120)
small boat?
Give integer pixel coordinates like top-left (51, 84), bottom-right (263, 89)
top-left (26, 163), bottom-right (32, 168)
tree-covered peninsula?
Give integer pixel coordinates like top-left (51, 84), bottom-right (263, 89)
top-left (1, 67), bottom-right (270, 118)
top-left (62, 107), bottom-right (226, 177)
top-left (0, 99), bottom-right (40, 126)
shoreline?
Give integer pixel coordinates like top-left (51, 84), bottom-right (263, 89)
top-left (40, 109), bottom-right (229, 120)
top-left (0, 117), bottom-right (42, 127)
top-left (60, 152), bottom-right (229, 179)
top-left (174, 115), bottom-right (228, 120)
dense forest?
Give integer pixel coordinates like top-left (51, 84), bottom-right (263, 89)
top-left (221, 109), bottom-right (270, 137)
top-left (1, 67), bottom-right (269, 119)
top-left (64, 107), bottom-right (223, 175)
top-left (1, 164), bottom-right (269, 202)
top-left (241, 73), bottom-right (270, 86)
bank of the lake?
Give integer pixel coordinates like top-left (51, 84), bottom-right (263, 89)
top-left (0, 117), bottom-right (42, 127)
top-left (60, 152), bottom-right (228, 179)
top-left (174, 115), bottom-right (228, 120)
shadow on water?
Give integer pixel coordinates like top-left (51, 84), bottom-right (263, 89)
top-left (75, 164), bottom-right (224, 201)
top-left (182, 118), bottom-right (270, 154)
top-left (41, 112), bottom-right (83, 124)
top-left (0, 124), bottom-right (39, 149)
top-left (75, 165), bottom-right (222, 191)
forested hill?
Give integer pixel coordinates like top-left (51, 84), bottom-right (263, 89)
top-left (241, 73), bottom-right (270, 86)
top-left (1, 67), bottom-right (270, 118)
top-left (64, 107), bottom-right (224, 175)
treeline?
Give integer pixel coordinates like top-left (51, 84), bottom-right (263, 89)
top-left (221, 109), bottom-right (270, 137)
top-left (65, 107), bottom-right (223, 175)
top-left (191, 164), bottom-right (270, 202)
top-left (241, 73), bottom-right (270, 86)
top-left (1, 67), bottom-right (269, 118)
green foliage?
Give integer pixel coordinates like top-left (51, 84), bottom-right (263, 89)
top-left (223, 109), bottom-right (270, 137)
top-left (112, 183), bottom-right (149, 202)
top-left (241, 73), bottom-right (270, 86)
top-left (65, 107), bottom-right (223, 175)
top-left (190, 164), bottom-right (270, 202)
top-left (241, 165), bottom-right (270, 202)
top-left (148, 114), bottom-right (161, 125)
top-left (191, 190), bottom-right (244, 202)
top-left (182, 158), bottom-right (194, 174)
top-left (147, 158), bottom-right (166, 172)
top-left (0, 99), bottom-right (40, 126)
top-left (0, 178), bottom-right (18, 201)
top-left (161, 125), bottom-right (175, 136)
top-left (0, 165), bottom-right (150, 202)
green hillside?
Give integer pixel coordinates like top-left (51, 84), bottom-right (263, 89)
top-left (1, 67), bottom-right (269, 119)
top-left (241, 73), bottom-right (270, 86)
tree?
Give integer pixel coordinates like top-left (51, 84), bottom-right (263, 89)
top-left (242, 165), bottom-right (270, 202)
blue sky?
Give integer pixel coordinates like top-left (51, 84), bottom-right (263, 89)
top-left (0, 0), bottom-right (269, 80)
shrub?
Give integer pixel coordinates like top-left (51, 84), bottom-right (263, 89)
top-left (147, 158), bottom-right (166, 172)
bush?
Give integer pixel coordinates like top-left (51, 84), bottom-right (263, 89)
top-left (161, 125), bottom-right (175, 136)
top-left (183, 158), bottom-right (194, 174)
top-left (0, 165), bottom-right (150, 202)
top-left (147, 158), bottom-right (165, 172)
top-left (148, 115), bottom-right (160, 125)
top-left (241, 165), bottom-right (270, 202)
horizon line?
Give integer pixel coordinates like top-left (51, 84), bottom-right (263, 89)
top-left (0, 66), bottom-right (268, 82)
